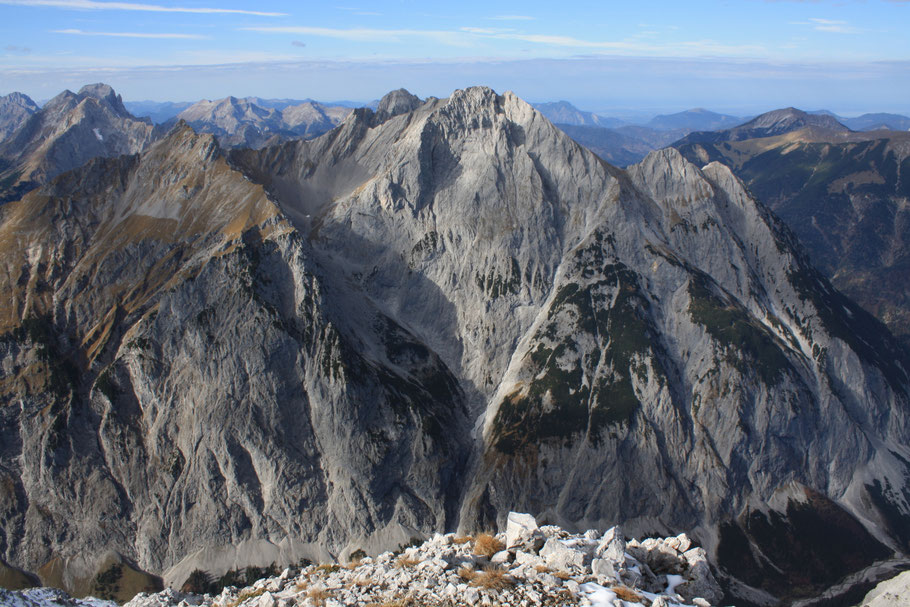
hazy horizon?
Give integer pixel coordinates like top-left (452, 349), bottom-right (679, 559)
top-left (2, 0), bottom-right (909, 117)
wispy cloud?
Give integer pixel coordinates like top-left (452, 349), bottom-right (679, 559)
top-left (291, 40), bottom-right (307, 48)
top-left (53, 28), bottom-right (207, 39)
top-left (0, 0), bottom-right (285, 16)
top-left (4, 44), bottom-right (32, 52)
top-left (242, 26), bottom-right (472, 46)
top-left (247, 25), bottom-right (767, 57)
top-left (792, 18), bottom-right (860, 33)
top-left (460, 27), bottom-right (512, 35)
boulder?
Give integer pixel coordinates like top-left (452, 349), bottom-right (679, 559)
top-left (504, 512), bottom-right (545, 552)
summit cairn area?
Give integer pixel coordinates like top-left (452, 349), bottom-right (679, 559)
top-left (118, 513), bottom-right (722, 607)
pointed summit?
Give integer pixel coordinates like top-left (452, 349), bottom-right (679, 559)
top-left (373, 88), bottom-right (422, 124)
top-left (78, 82), bottom-right (131, 117)
top-left (0, 91), bottom-right (39, 142)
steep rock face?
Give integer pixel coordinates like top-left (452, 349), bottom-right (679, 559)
top-left (0, 92), bottom-right (39, 143)
top-left (0, 84), bottom-right (153, 201)
top-left (675, 129), bottom-right (910, 347)
top-left (0, 122), bottom-right (470, 596)
top-left (235, 88), bottom-right (910, 601)
top-left (1, 87), bottom-right (910, 605)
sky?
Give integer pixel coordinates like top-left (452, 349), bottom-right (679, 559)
top-left (0, 0), bottom-right (908, 117)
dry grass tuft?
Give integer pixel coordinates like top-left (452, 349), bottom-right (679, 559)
top-left (365, 596), bottom-right (420, 607)
top-left (354, 577), bottom-right (372, 587)
top-left (227, 587), bottom-right (265, 607)
top-left (553, 570), bottom-right (571, 580)
top-left (535, 564), bottom-right (551, 574)
top-left (612, 586), bottom-right (643, 603)
top-left (470, 566), bottom-right (515, 591)
top-left (472, 532), bottom-right (504, 558)
top-left (307, 587), bottom-right (332, 607)
top-left (295, 579), bottom-right (309, 591)
top-left (395, 555), bottom-right (421, 569)
top-left (456, 566), bottom-right (477, 582)
top-left (314, 564), bottom-right (340, 575)
top-left (452, 536), bottom-right (473, 545)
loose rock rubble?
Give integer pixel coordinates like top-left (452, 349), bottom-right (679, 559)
top-left (120, 512), bottom-right (723, 607)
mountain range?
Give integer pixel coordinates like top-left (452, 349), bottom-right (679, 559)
top-left (168, 96), bottom-right (351, 149)
top-left (1, 85), bottom-right (910, 607)
top-left (0, 84), bottom-right (153, 202)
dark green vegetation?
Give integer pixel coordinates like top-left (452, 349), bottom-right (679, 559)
top-left (180, 563), bottom-right (287, 595)
top-left (492, 259), bottom-right (661, 454)
top-left (676, 133), bottom-right (910, 348)
top-left (475, 257), bottom-right (522, 299)
top-left (91, 564), bottom-right (123, 600)
top-left (687, 273), bottom-right (793, 385)
top-left (716, 489), bottom-right (891, 601)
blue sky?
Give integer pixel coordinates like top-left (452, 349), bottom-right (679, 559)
top-left (1, 0), bottom-right (908, 116)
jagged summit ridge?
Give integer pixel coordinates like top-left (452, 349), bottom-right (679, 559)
top-left (174, 95), bottom-right (352, 149)
top-left (0, 82), bottom-right (153, 200)
top-left (1, 86), bottom-right (909, 606)
top-left (77, 82), bottom-right (132, 117)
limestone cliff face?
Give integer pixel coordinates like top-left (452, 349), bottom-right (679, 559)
top-left (1, 87), bottom-right (909, 604)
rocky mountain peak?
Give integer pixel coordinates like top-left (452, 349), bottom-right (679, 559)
top-left (77, 83), bottom-right (131, 117)
top-left (0, 91), bottom-right (39, 143)
top-left (372, 87), bottom-right (422, 124)
top-left (1, 91), bottom-right (38, 110)
top-left (0, 84), bottom-right (154, 200)
top-left (628, 147), bottom-right (715, 206)
top-left (741, 106), bottom-right (849, 133)
top-left (42, 89), bottom-right (79, 112)
top-left (2, 85), bottom-right (910, 607)
top-left (673, 105), bottom-right (851, 146)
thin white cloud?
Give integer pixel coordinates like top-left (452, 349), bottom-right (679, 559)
top-left (54, 28), bottom-right (207, 39)
top-left (242, 26), bottom-right (472, 46)
top-left (460, 27), bottom-right (512, 35)
top-left (246, 25), bottom-right (768, 57)
top-left (791, 18), bottom-right (860, 33)
top-left (497, 33), bottom-right (640, 49)
top-left (0, 0), bottom-right (285, 16)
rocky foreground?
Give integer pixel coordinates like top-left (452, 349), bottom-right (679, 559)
top-left (0, 513), bottom-right (723, 607)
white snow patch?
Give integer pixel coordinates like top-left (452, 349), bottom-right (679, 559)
top-left (580, 582), bottom-right (618, 607)
top-left (666, 573), bottom-right (685, 595)
top-left (93, 128), bottom-right (103, 141)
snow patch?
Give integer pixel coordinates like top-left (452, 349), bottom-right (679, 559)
top-left (93, 128), bottom-right (103, 141)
